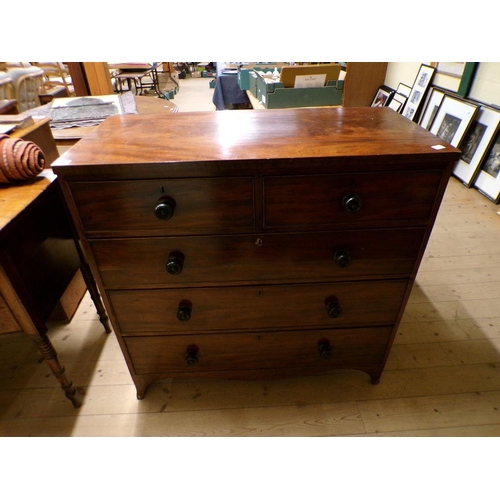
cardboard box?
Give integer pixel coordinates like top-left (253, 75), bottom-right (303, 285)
top-left (238, 65), bottom-right (282, 90)
top-left (279, 64), bottom-right (342, 88)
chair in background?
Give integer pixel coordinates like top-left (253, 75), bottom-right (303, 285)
top-left (7, 66), bottom-right (45, 112)
top-left (0, 71), bottom-right (14, 99)
top-left (32, 62), bottom-right (75, 96)
top-left (0, 71), bottom-right (19, 114)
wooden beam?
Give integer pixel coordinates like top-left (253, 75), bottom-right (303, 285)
top-left (82, 62), bottom-right (114, 95)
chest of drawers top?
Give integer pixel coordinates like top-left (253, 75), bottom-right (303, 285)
top-left (52, 107), bottom-right (460, 180)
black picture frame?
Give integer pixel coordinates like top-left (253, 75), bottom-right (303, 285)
top-left (473, 109), bottom-right (500, 202)
top-left (454, 105), bottom-right (500, 187)
top-left (371, 85), bottom-right (395, 107)
top-left (429, 94), bottom-right (478, 148)
top-left (402, 64), bottom-right (436, 122)
top-left (396, 82), bottom-right (412, 98)
top-left (388, 95), bottom-right (405, 113)
top-left (419, 87), bottom-right (446, 130)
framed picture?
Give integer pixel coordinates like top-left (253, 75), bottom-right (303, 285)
top-left (388, 95), bottom-right (405, 112)
top-left (433, 62), bottom-right (478, 97)
top-left (419, 87), bottom-right (446, 130)
top-left (371, 85), bottom-right (395, 107)
top-left (473, 113), bottom-right (500, 202)
top-left (453, 105), bottom-right (500, 187)
top-left (436, 62), bottom-right (466, 78)
top-left (402, 64), bottom-right (436, 122)
top-left (429, 94), bottom-right (478, 148)
top-left (396, 83), bottom-right (412, 98)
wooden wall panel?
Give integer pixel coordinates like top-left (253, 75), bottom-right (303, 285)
top-left (82, 62), bottom-right (114, 95)
top-left (343, 62), bottom-right (388, 107)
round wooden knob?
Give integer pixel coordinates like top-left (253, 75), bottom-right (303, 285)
top-left (185, 346), bottom-right (199, 365)
top-left (166, 253), bottom-right (184, 275)
top-left (318, 340), bottom-right (333, 358)
top-left (177, 305), bottom-right (192, 321)
top-left (154, 196), bottom-right (176, 220)
top-left (326, 300), bottom-right (343, 318)
top-left (333, 249), bottom-right (352, 268)
top-left (342, 194), bottom-right (362, 214)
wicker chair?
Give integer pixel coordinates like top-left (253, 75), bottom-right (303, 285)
top-left (7, 67), bottom-right (45, 112)
top-left (0, 71), bottom-right (14, 100)
top-left (32, 62), bottom-right (75, 96)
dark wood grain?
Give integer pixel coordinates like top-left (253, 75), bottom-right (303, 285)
top-left (69, 177), bottom-right (255, 234)
top-left (54, 107), bottom-right (460, 399)
top-left (52, 107), bottom-right (460, 180)
top-left (90, 228), bottom-right (426, 288)
top-left (109, 280), bottom-right (409, 334)
top-left (124, 327), bottom-right (393, 375)
top-left (263, 170), bottom-right (443, 227)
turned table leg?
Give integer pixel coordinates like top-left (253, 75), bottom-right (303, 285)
top-left (79, 261), bottom-right (112, 334)
top-left (0, 265), bottom-right (84, 407)
top-left (33, 334), bottom-right (84, 408)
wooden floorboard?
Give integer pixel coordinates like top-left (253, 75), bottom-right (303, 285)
top-left (1, 173), bottom-right (499, 437)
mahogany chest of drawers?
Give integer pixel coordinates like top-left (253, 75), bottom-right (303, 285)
top-left (53, 107), bottom-right (460, 399)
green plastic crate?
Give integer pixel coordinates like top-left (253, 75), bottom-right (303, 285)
top-left (255, 72), bottom-right (344, 109)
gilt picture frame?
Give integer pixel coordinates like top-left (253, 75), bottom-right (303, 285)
top-left (429, 94), bottom-right (478, 148)
top-left (453, 105), bottom-right (500, 187)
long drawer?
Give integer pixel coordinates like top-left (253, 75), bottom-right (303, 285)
top-left (91, 228), bottom-right (426, 287)
top-left (109, 280), bottom-right (409, 334)
top-left (264, 170), bottom-right (443, 227)
top-left (124, 326), bottom-right (393, 375)
top-left (69, 177), bottom-right (255, 234)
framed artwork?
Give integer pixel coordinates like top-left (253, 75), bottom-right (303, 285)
top-left (436, 62), bottom-right (466, 78)
top-left (429, 94), bottom-right (478, 148)
top-left (433, 62), bottom-right (478, 97)
top-left (473, 116), bottom-right (500, 203)
top-left (453, 105), bottom-right (500, 187)
top-left (396, 82), bottom-right (412, 98)
top-left (402, 64), bottom-right (436, 122)
top-left (388, 95), bottom-right (405, 112)
top-left (371, 85), bottom-right (395, 107)
top-left (419, 87), bottom-right (446, 130)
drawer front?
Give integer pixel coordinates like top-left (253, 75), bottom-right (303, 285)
top-left (124, 327), bottom-right (392, 375)
top-left (109, 280), bottom-right (408, 334)
top-left (92, 228), bottom-right (425, 287)
top-left (264, 170), bottom-right (443, 227)
top-left (70, 177), bottom-right (255, 234)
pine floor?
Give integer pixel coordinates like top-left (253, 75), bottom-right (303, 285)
top-left (1, 77), bottom-right (500, 437)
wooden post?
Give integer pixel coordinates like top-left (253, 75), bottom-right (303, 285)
top-left (66, 62), bottom-right (89, 96)
top-left (82, 62), bottom-right (114, 95)
top-left (342, 62), bottom-right (388, 107)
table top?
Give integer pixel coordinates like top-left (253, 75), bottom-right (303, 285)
top-left (9, 116), bottom-right (51, 138)
top-left (108, 63), bottom-right (153, 72)
top-left (0, 170), bottom-right (56, 234)
top-left (50, 95), bottom-right (178, 142)
top-left (52, 107), bottom-right (461, 180)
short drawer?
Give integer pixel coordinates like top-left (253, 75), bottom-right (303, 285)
top-left (91, 228), bottom-right (426, 287)
top-left (264, 170), bottom-right (443, 227)
top-left (124, 326), bottom-right (392, 375)
top-left (69, 177), bottom-right (255, 235)
top-left (109, 280), bottom-right (409, 334)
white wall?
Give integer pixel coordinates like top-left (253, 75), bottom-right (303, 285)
top-left (385, 63), bottom-right (422, 90)
top-left (469, 63), bottom-right (500, 106)
top-left (385, 62), bottom-right (500, 107)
